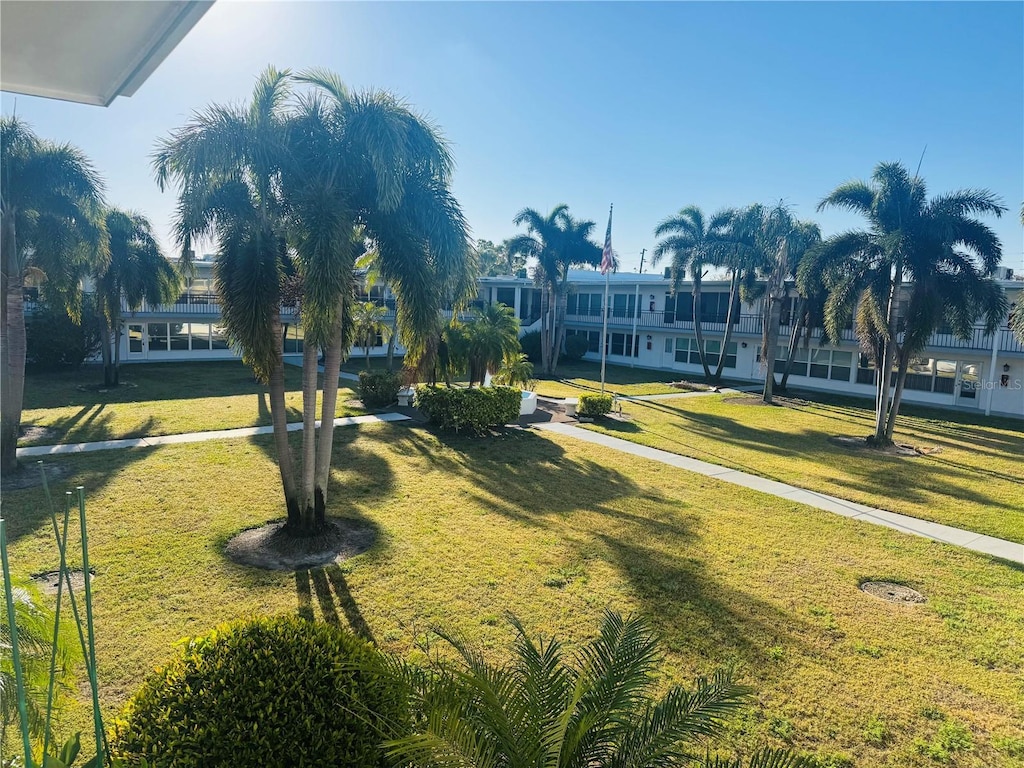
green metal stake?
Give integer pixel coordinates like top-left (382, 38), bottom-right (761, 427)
top-left (77, 486), bottom-right (105, 767)
top-left (1, 516), bottom-right (35, 768)
top-left (41, 464), bottom-right (70, 760)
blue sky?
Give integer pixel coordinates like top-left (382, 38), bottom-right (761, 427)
top-left (3, 1), bottom-right (1022, 273)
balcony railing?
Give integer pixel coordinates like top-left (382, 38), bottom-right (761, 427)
top-left (564, 311), bottom-right (1024, 354)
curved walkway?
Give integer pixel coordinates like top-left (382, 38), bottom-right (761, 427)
top-left (536, 421), bottom-right (1024, 565)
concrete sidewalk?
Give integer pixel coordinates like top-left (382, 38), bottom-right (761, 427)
top-left (536, 421), bottom-right (1024, 565)
top-left (16, 413), bottom-right (410, 458)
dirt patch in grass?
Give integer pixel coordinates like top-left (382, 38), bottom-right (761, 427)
top-left (225, 517), bottom-right (377, 571)
top-left (19, 425), bottom-right (59, 444)
top-left (860, 581), bottom-right (926, 604)
top-left (2, 461), bottom-right (71, 491)
top-left (829, 435), bottom-right (942, 457)
top-left (75, 382), bottom-right (138, 393)
top-left (31, 568), bottom-right (96, 596)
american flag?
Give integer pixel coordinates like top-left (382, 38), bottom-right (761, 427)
top-left (600, 204), bottom-right (614, 275)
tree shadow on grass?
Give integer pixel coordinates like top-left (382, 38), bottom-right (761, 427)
top-left (598, 535), bottom-right (816, 671)
top-left (613, 400), bottom-right (1023, 516)
top-left (2, 446), bottom-right (161, 545)
top-left (384, 426), bottom-right (661, 531)
top-left (295, 564), bottom-right (376, 642)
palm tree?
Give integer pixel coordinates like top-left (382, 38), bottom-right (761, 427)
top-left (95, 209), bottom-right (180, 386)
top-left (352, 300), bottom-right (392, 368)
top-left (652, 207), bottom-right (736, 383)
top-left (742, 204), bottom-right (821, 404)
top-left (381, 610), bottom-right (809, 768)
top-left (154, 66), bottom-right (302, 526)
top-left (156, 67), bottom-right (473, 535)
top-left (464, 302), bottom-right (521, 385)
top-left (493, 353), bottom-right (535, 389)
top-left (1, 582), bottom-right (71, 752)
top-left (1, 117), bottom-right (106, 473)
top-left (804, 162), bottom-right (1006, 443)
top-left (508, 206), bottom-right (603, 375)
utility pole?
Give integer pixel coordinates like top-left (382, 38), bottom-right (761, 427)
top-left (637, 248), bottom-right (646, 274)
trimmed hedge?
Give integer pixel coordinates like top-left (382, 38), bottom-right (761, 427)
top-left (563, 334), bottom-right (589, 361)
top-left (110, 616), bottom-right (405, 768)
top-left (358, 370), bottom-right (401, 408)
top-left (578, 393), bottom-right (613, 416)
top-left (415, 385), bottom-right (521, 433)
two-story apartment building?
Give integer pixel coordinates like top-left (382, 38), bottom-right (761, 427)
top-left (97, 258), bottom-right (1024, 419)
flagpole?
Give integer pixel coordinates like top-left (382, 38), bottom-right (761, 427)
top-left (599, 203), bottom-right (613, 395)
top-left (600, 265), bottom-right (610, 395)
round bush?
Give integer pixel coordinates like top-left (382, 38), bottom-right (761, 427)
top-left (563, 334), bottom-right (589, 361)
top-left (111, 616), bottom-right (405, 768)
top-left (358, 370), bottom-right (401, 408)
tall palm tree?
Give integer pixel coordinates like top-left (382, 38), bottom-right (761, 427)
top-left (652, 207), bottom-right (735, 383)
top-left (156, 67), bottom-right (473, 535)
top-left (95, 209), bottom-right (180, 386)
top-left (804, 162), bottom-right (1006, 443)
top-left (154, 66), bottom-right (303, 526)
top-left (1, 117), bottom-right (106, 472)
top-left (743, 204), bottom-right (821, 404)
top-left (508, 206), bottom-right (603, 375)
top-left (380, 610), bottom-right (810, 768)
top-left (352, 300), bottom-right (392, 368)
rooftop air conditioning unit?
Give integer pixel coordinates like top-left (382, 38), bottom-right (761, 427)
top-left (663, 267), bottom-right (671, 279)
top-left (995, 266), bottom-right (1015, 280)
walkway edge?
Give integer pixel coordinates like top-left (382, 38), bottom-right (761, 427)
top-left (16, 413), bottom-right (410, 458)
top-left (535, 422), bottom-right (1024, 565)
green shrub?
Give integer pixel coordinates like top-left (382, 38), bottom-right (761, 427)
top-left (578, 393), bottom-right (613, 416)
top-left (415, 385), bottom-right (521, 433)
top-left (25, 300), bottom-right (102, 371)
top-left (357, 370), bottom-right (401, 408)
top-left (110, 616), bottom-right (405, 768)
top-left (563, 334), bottom-right (589, 361)
top-left (519, 330), bottom-right (543, 364)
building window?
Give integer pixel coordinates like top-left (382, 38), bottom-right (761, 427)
top-left (211, 325), bottom-right (230, 350)
top-left (148, 323), bottom-right (169, 352)
top-left (608, 333), bottom-right (637, 357)
top-left (959, 361), bottom-right (982, 399)
top-left (612, 293), bottom-right (636, 318)
top-left (830, 351), bottom-right (852, 381)
top-left (664, 337), bottom-right (673, 354)
top-left (170, 323), bottom-right (189, 351)
top-left (568, 293), bottom-right (603, 316)
top-left (934, 360), bottom-right (956, 393)
top-left (191, 323), bottom-right (211, 350)
top-left (857, 354), bottom-right (876, 385)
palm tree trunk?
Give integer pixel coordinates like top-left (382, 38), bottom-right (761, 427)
top-left (300, 334), bottom-right (319, 527)
top-left (712, 270), bottom-right (740, 384)
top-left (692, 273), bottom-right (712, 382)
top-left (268, 312), bottom-right (301, 529)
top-left (884, 344), bottom-right (912, 442)
top-left (1, 266), bottom-right (26, 473)
top-left (100, 319), bottom-right (114, 386)
top-left (386, 303), bottom-right (398, 370)
top-left (779, 297), bottom-right (807, 391)
top-left (550, 281), bottom-right (569, 376)
top-left (113, 313), bottom-right (122, 386)
top-left (540, 284), bottom-right (552, 374)
top-left (762, 294), bottom-right (784, 404)
top-left (314, 300), bottom-right (345, 528)
top-left (873, 264), bottom-right (903, 444)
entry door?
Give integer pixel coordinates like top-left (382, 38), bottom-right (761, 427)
top-left (956, 361), bottom-right (983, 407)
top-left (127, 324), bottom-right (147, 359)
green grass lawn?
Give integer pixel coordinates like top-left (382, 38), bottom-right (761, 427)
top-left (4, 423), bottom-right (1022, 767)
top-left (532, 360), bottom-right (709, 398)
top-left (582, 392), bottom-right (1024, 544)
top-left (19, 362), bottom-right (362, 446)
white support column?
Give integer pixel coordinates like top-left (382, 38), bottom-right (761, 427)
top-left (984, 327), bottom-right (1000, 416)
top-left (514, 285), bottom-right (522, 321)
top-left (630, 282), bottom-right (641, 368)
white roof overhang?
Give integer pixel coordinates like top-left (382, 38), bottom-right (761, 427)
top-left (1, 1), bottom-right (212, 107)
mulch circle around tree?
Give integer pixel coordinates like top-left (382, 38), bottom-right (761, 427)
top-left (225, 518), bottom-right (378, 571)
top-left (721, 395), bottom-right (782, 407)
top-left (829, 435), bottom-right (942, 457)
top-left (75, 382), bottom-right (138, 393)
top-left (2, 461), bottom-right (71, 491)
top-left (860, 581), bottom-right (926, 604)
top-left (31, 568), bottom-right (96, 596)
